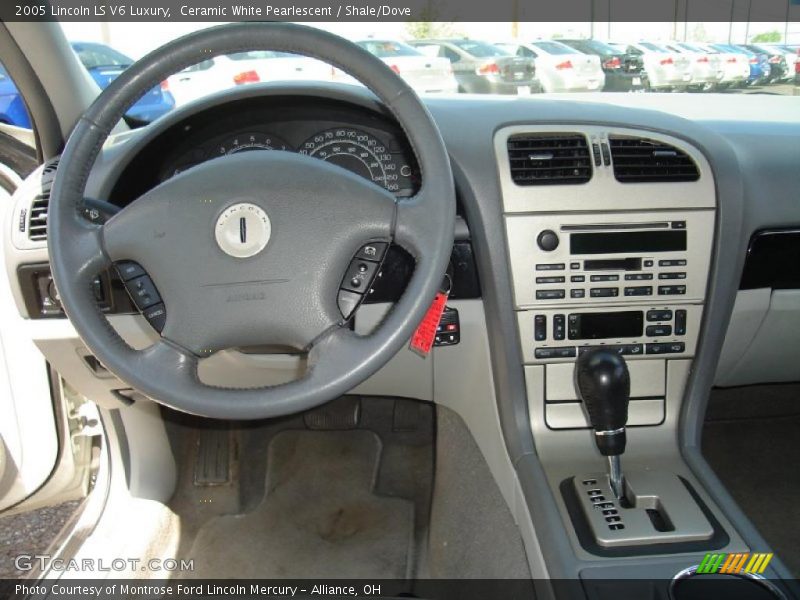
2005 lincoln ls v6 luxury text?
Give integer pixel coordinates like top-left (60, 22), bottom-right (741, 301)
top-left (0, 12), bottom-right (799, 600)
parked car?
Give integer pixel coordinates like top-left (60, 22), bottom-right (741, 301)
top-left (409, 39), bottom-right (539, 95)
top-left (741, 44), bottom-right (788, 82)
top-left (663, 42), bottom-right (724, 91)
top-left (704, 43), bottom-right (752, 88)
top-left (494, 40), bottom-right (605, 92)
top-left (746, 44), bottom-right (796, 82)
top-left (610, 42), bottom-right (692, 91)
top-left (166, 52), bottom-right (332, 106)
top-left (725, 44), bottom-right (772, 85)
top-left (70, 41), bottom-right (175, 123)
top-left (0, 63), bottom-right (31, 127)
top-left (557, 38), bottom-right (647, 92)
top-left (351, 40), bottom-right (458, 94)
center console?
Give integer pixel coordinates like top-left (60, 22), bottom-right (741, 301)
top-left (495, 125), bottom-right (727, 560)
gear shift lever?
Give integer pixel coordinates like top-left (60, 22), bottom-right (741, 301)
top-left (575, 348), bottom-right (630, 499)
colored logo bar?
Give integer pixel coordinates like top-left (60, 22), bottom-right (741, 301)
top-left (697, 552), bottom-right (773, 575)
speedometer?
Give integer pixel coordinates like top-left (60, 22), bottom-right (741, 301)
top-left (299, 128), bottom-right (406, 194)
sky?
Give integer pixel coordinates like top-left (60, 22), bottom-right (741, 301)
top-left (61, 20), bottom-right (799, 59)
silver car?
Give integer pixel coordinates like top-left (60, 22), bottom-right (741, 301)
top-left (496, 40), bottom-right (605, 93)
top-left (613, 42), bottom-right (692, 91)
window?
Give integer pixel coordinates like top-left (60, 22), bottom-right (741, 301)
top-left (531, 41), bottom-right (576, 55)
top-left (357, 41), bottom-right (421, 58)
top-left (70, 42), bottom-right (132, 69)
top-left (450, 40), bottom-right (509, 58)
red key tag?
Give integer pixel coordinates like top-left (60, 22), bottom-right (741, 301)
top-left (409, 290), bottom-right (449, 358)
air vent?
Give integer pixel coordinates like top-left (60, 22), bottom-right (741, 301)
top-left (27, 158), bottom-right (59, 242)
top-left (507, 133), bottom-right (592, 186)
top-left (609, 137), bottom-right (699, 183)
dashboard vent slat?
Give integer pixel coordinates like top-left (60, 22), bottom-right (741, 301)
top-left (609, 137), bottom-right (699, 183)
top-left (507, 133), bottom-right (592, 186)
top-left (27, 158), bottom-right (59, 242)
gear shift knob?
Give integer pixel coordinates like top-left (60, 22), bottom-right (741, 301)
top-left (575, 348), bottom-right (631, 498)
top-left (576, 348), bottom-right (631, 454)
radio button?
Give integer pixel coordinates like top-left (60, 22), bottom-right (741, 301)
top-left (675, 309), bottom-right (687, 336)
top-left (571, 275), bottom-right (586, 283)
top-left (658, 272), bottom-right (687, 280)
top-left (535, 346), bottom-right (576, 359)
top-left (553, 314), bottom-right (566, 341)
top-left (647, 310), bottom-right (673, 322)
top-left (537, 230), bottom-right (560, 252)
top-left (590, 287), bottom-right (619, 298)
top-left (536, 276), bottom-right (565, 284)
top-left (644, 260), bottom-right (654, 268)
top-left (646, 325), bottom-right (672, 337)
top-left (536, 263), bottom-right (565, 271)
top-left (625, 273), bottom-right (653, 281)
top-left (659, 259), bottom-right (687, 267)
top-left (536, 289), bottom-right (565, 300)
top-left (590, 274), bottom-right (619, 282)
top-left (624, 286), bottom-right (653, 296)
top-left (570, 289), bottom-right (585, 299)
top-left (534, 315), bottom-right (547, 341)
top-left (570, 262), bottom-right (581, 270)
top-left (671, 221), bottom-right (687, 229)
top-left (658, 285), bottom-right (687, 295)
top-left (646, 342), bottom-right (685, 354)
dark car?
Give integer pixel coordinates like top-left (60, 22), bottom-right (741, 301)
top-left (408, 39), bottom-right (540, 95)
top-left (558, 38), bottom-right (648, 92)
top-left (70, 42), bottom-right (175, 123)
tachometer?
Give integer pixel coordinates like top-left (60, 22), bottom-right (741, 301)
top-left (216, 132), bottom-right (291, 155)
top-left (299, 128), bottom-right (406, 194)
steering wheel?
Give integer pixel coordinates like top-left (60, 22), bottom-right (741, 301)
top-left (49, 23), bottom-right (455, 419)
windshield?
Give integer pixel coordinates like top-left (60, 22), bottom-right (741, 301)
top-left (53, 20), bottom-right (798, 127)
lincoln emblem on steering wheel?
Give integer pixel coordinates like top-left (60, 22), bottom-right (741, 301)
top-left (214, 202), bottom-right (272, 258)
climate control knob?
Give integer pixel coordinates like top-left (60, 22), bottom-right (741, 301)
top-left (537, 229), bottom-right (560, 252)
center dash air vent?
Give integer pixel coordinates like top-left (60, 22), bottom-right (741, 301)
top-left (27, 158), bottom-right (59, 242)
top-left (507, 133), bottom-right (591, 186)
top-left (609, 137), bottom-right (699, 183)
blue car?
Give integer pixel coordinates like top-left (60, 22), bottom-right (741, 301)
top-left (70, 42), bottom-right (175, 123)
top-left (0, 42), bottom-right (174, 128)
top-left (0, 63), bottom-right (32, 127)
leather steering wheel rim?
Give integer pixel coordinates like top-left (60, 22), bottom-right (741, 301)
top-left (49, 22), bottom-right (455, 419)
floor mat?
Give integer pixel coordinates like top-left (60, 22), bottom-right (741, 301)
top-left (704, 408), bottom-right (800, 577)
top-left (182, 429), bottom-right (415, 578)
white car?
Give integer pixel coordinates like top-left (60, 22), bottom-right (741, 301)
top-left (701, 43), bottom-right (750, 88)
top-left (495, 40), bottom-right (605, 92)
top-left (166, 52), bottom-right (332, 106)
top-left (345, 40), bottom-right (458, 94)
top-left (664, 42), bottom-right (724, 90)
top-left (612, 42), bottom-right (692, 91)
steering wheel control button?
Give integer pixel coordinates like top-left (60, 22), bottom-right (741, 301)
top-left (337, 290), bottom-right (362, 320)
top-left (342, 259), bottom-right (379, 293)
top-left (124, 275), bottom-right (161, 310)
top-left (143, 303), bottom-right (167, 333)
top-left (116, 261), bottom-right (146, 281)
top-left (355, 242), bottom-right (388, 262)
top-left (537, 229), bottom-right (560, 252)
top-left (215, 202), bottom-right (271, 258)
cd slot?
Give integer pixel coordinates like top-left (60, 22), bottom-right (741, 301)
top-left (561, 222), bottom-right (669, 232)
top-left (584, 258), bottom-right (643, 271)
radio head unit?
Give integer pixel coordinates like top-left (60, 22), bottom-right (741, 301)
top-left (505, 210), bottom-right (714, 308)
